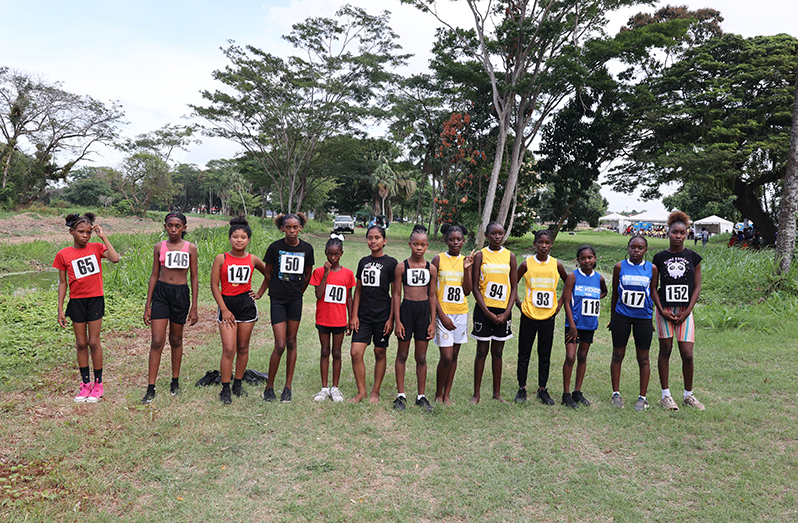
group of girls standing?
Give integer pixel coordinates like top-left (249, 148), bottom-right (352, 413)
top-left (54, 209), bottom-right (704, 412)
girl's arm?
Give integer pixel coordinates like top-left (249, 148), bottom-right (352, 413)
top-left (210, 254), bottom-right (235, 328)
top-left (462, 251), bottom-right (474, 295)
top-left (431, 255), bottom-right (453, 328)
top-left (187, 243), bottom-right (199, 325)
top-left (315, 263), bottom-right (331, 301)
top-left (302, 263), bottom-right (314, 295)
top-left (562, 273), bottom-right (577, 342)
top-left (497, 253), bottom-right (518, 323)
top-left (345, 284), bottom-right (354, 335)
top-left (143, 244), bottom-right (161, 326)
top-left (95, 225), bottom-right (120, 263)
top-left (349, 280), bottom-right (362, 333)
top-left (599, 275), bottom-right (608, 299)
top-left (427, 263), bottom-right (438, 339)
top-left (57, 270), bottom-right (68, 328)
top-left (650, 264), bottom-right (673, 321)
top-left (251, 256), bottom-right (268, 299)
top-left (555, 260), bottom-right (568, 314)
top-left (471, 251), bottom-right (493, 320)
top-left (384, 271), bottom-right (397, 336)
top-left (393, 263), bottom-right (405, 339)
top-left (609, 263), bottom-right (621, 326)
top-left (254, 262), bottom-right (272, 300)
top-left (677, 262), bottom-right (701, 324)
top-left (515, 260), bottom-right (528, 312)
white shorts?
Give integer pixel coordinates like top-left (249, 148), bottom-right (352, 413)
top-left (434, 313), bottom-right (468, 347)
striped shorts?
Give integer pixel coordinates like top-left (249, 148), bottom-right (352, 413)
top-left (655, 307), bottom-right (695, 343)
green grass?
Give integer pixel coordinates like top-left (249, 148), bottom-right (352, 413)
top-left (1, 227), bottom-right (797, 521)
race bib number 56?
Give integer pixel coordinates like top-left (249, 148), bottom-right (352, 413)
top-left (361, 268), bottom-right (380, 287)
top-left (71, 255), bottom-right (100, 279)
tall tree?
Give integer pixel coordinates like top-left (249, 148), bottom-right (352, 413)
top-left (192, 5), bottom-right (408, 214)
top-left (775, 63), bottom-right (798, 274)
top-left (118, 124), bottom-right (200, 164)
top-left (110, 153), bottom-right (176, 216)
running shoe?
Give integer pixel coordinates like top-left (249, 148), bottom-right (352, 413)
top-left (536, 388), bottom-right (555, 406)
top-left (611, 392), bottom-right (624, 409)
top-left (74, 382), bottom-right (93, 403)
top-left (634, 396), bottom-right (649, 412)
top-left (232, 384), bottom-right (248, 397)
top-left (170, 381), bottom-right (180, 396)
top-left (280, 387), bottom-right (292, 403)
top-left (330, 387), bottom-right (344, 403)
top-left (141, 388), bottom-right (156, 405)
top-left (561, 392), bottom-right (578, 409)
top-left (660, 395), bottom-right (680, 411)
top-left (415, 396), bottom-right (433, 412)
top-left (572, 390), bottom-right (591, 407)
top-left (263, 387), bottom-right (276, 402)
top-left (683, 394), bottom-right (705, 411)
top-left (86, 383), bottom-right (104, 403)
top-left (219, 387), bottom-right (232, 405)
top-left (313, 389), bottom-right (331, 402)
top-left (393, 396), bottom-right (407, 411)
top-left (514, 387), bottom-right (527, 404)
top-left (195, 370), bottom-right (220, 387)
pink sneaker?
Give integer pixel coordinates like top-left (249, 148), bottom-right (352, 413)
top-left (86, 382), bottom-right (104, 403)
top-left (74, 382), bottom-right (93, 403)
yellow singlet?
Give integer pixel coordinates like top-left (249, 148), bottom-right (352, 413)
top-left (521, 255), bottom-right (560, 320)
top-left (478, 246), bottom-right (511, 309)
top-left (436, 252), bottom-right (468, 315)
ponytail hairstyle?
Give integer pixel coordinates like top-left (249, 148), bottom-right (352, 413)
top-left (165, 211), bottom-right (188, 238)
top-left (228, 216), bottom-right (252, 238)
top-left (667, 210), bottom-right (691, 230)
top-left (274, 212), bottom-right (307, 229)
top-left (440, 223), bottom-right (469, 241)
top-left (65, 212), bottom-right (96, 230)
top-left (410, 224), bottom-right (428, 240)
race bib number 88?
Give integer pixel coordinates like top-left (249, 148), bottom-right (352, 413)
top-left (71, 255), bottom-right (100, 279)
top-left (442, 285), bottom-right (464, 304)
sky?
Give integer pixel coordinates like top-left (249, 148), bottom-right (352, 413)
top-left (2, 0), bottom-right (797, 213)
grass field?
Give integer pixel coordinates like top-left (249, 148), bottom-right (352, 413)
top-left (1, 223), bottom-right (797, 521)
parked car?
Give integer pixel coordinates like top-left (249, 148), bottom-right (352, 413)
top-left (333, 215), bottom-right (355, 234)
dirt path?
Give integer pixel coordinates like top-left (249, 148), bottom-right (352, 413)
top-left (0, 213), bottom-right (226, 244)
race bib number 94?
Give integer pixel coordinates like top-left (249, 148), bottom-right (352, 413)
top-left (621, 290), bottom-right (645, 308)
top-left (71, 255), bottom-right (100, 279)
top-left (532, 290), bottom-right (554, 309)
top-left (442, 285), bottom-right (464, 304)
top-left (324, 284), bottom-right (346, 304)
top-left (361, 268), bottom-right (380, 287)
top-left (164, 251), bottom-right (190, 269)
top-left (485, 282), bottom-right (508, 302)
top-left (666, 284), bottom-right (689, 303)
top-left (280, 254), bottom-right (304, 274)
top-left (227, 265), bottom-right (251, 285)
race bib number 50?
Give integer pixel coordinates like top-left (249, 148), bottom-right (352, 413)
top-left (71, 255), bottom-right (100, 279)
top-left (280, 254), bottom-right (304, 274)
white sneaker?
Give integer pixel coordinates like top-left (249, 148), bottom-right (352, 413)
top-left (313, 389), bottom-right (330, 402)
top-left (74, 382), bottom-right (93, 403)
top-left (330, 387), bottom-right (344, 403)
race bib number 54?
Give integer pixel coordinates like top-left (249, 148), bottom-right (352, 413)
top-left (71, 255), bottom-right (100, 279)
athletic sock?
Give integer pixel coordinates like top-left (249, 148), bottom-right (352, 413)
top-left (639, 395), bottom-right (646, 401)
top-left (612, 391), bottom-right (620, 396)
top-left (233, 378), bottom-right (242, 389)
top-left (662, 388), bottom-right (671, 399)
top-left (80, 366), bottom-right (91, 384)
top-left (221, 382), bottom-right (231, 391)
top-left (683, 390), bottom-right (692, 399)
top-left (417, 394), bottom-right (425, 401)
top-left (397, 393), bottom-right (406, 399)
top-left (321, 387), bottom-right (330, 393)
top-left (171, 378), bottom-right (179, 388)
top-left (94, 368), bottom-right (103, 384)
top-left (147, 384), bottom-right (156, 393)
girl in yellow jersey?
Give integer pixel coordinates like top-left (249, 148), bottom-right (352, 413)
top-left (432, 223), bottom-right (474, 405)
top-left (514, 230), bottom-right (568, 406)
top-left (470, 221), bottom-right (518, 403)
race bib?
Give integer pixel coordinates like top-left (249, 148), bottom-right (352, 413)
top-left (407, 268), bottom-right (430, 287)
top-left (442, 285), bottom-right (464, 304)
top-left (361, 268), bottom-right (380, 287)
top-left (71, 255), bottom-right (100, 279)
top-left (581, 298), bottom-right (600, 317)
top-left (164, 250), bottom-right (190, 269)
top-left (485, 282), bottom-right (508, 302)
top-left (621, 290), bottom-right (645, 308)
top-left (666, 284), bottom-right (689, 303)
top-left (532, 290), bottom-right (554, 309)
top-left (280, 254), bottom-right (304, 274)
top-left (324, 284), bottom-right (346, 304)
top-left (227, 264), bottom-right (251, 285)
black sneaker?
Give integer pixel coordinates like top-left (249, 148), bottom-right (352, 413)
top-left (514, 387), bottom-right (527, 404)
top-left (415, 396), bottom-right (433, 412)
top-left (562, 392), bottom-right (578, 409)
top-left (232, 384), bottom-right (248, 398)
top-left (537, 388), bottom-right (555, 405)
top-left (141, 387), bottom-right (155, 405)
top-left (572, 390), bottom-right (590, 407)
top-left (195, 370), bottom-right (220, 387)
top-left (170, 382), bottom-right (180, 396)
top-left (393, 396), bottom-right (407, 411)
top-left (280, 387), bottom-right (292, 403)
top-left (263, 387), bottom-right (277, 402)
top-left (219, 387), bottom-right (232, 405)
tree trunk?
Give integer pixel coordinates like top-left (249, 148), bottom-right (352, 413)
top-left (504, 190), bottom-right (519, 240)
top-left (475, 113), bottom-right (510, 247)
top-left (775, 65), bottom-right (798, 275)
top-left (496, 119), bottom-right (527, 228)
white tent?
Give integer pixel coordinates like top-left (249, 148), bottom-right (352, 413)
top-left (693, 215), bottom-right (734, 235)
top-left (628, 209), bottom-right (671, 225)
top-left (598, 212), bottom-right (628, 231)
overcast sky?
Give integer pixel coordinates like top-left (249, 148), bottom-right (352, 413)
top-left (2, 0), bottom-right (796, 213)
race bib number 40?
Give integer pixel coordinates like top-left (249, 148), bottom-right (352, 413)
top-left (361, 268), bottom-right (380, 287)
top-left (324, 284), bottom-right (346, 304)
top-left (666, 284), bottom-right (689, 303)
top-left (164, 251), bottom-right (190, 269)
top-left (621, 290), bottom-right (645, 308)
top-left (532, 290), bottom-right (554, 309)
top-left (485, 282), bottom-right (508, 302)
top-left (71, 255), bottom-right (100, 279)
top-left (442, 285), bottom-right (464, 304)
top-left (280, 254), bottom-right (304, 274)
top-left (227, 265), bottom-right (251, 285)
top-left (581, 298), bottom-right (600, 317)
top-left (407, 268), bottom-right (430, 287)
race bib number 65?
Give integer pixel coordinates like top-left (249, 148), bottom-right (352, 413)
top-left (71, 255), bottom-right (100, 279)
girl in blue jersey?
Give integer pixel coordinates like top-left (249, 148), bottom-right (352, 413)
top-left (609, 235), bottom-right (659, 412)
top-left (561, 245), bottom-right (607, 408)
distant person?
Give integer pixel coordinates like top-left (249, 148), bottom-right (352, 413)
top-left (54, 213), bottom-right (120, 403)
top-left (701, 228), bottom-right (709, 248)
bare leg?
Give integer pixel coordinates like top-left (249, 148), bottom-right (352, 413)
top-left (266, 322), bottom-right (287, 389)
top-left (168, 322), bottom-right (185, 379)
top-left (319, 331), bottom-right (331, 389)
top-left (610, 346), bottom-right (626, 392)
top-left (677, 341), bottom-right (695, 391)
top-left (472, 340), bottom-right (490, 403)
top-left (371, 345), bottom-right (387, 402)
top-left (284, 320), bottom-right (301, 389)
top-left (490, 340), bottom-right (505, 401)
top-left (563, 341), bottom-right (577, 393)
top-left (350, 342), bottom-right (368, 402)
top-left (573, 341), bottom-right (591, 392)
top-left (395, 340), bottom-right (410, 395)
top-left (436, 345), bottom-right (454, 402)
top-left (219, 322), bottom-right (239, 382)
top-left (147, 319), bottom-right (169, 385)
top-left (415, 340), bottom-right (429, 397)
top-left (636, 348), bottom-right (650, 396)
top-left (658, 338), bottom-right (674, 390)
top-left (443, 344), bottom-right (461, 406)
top-left (234, 322), bottom-right (255, 380)
top-left (331, 332), bottom-right (345, 388)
